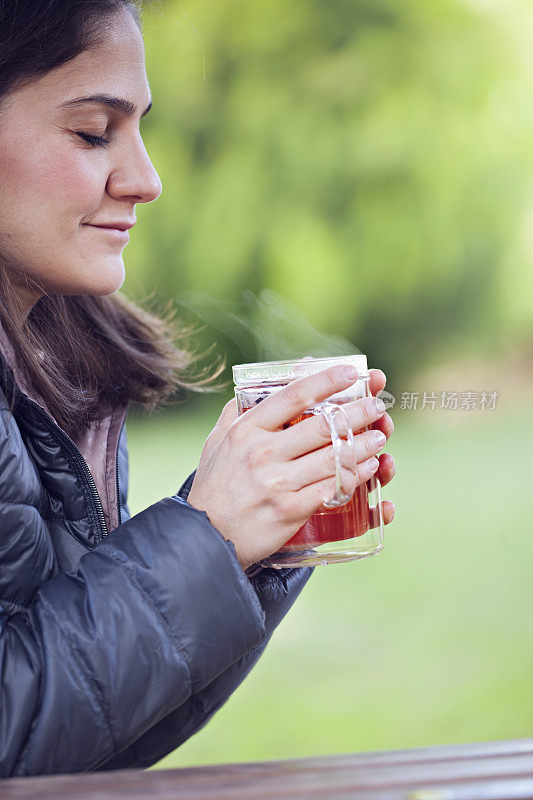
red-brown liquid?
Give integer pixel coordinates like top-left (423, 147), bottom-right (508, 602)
top-left (240, 402), bottom-right (371, 550)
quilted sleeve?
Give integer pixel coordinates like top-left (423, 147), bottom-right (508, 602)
top-left (95, 473), bottom-right (314, 771)
top-left (1, 497), bottom-right (268, 777)
top-left (96, 566), bottom-right (312, 770)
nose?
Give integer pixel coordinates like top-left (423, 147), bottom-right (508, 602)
top-left (107, 134), bottom-right (162, 204)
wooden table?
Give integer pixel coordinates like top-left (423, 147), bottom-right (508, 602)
top-left (2, 739), bottom-right (533, 799)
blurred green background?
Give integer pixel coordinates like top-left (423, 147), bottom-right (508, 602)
top-left (122, 0), bottom-right (533, 768)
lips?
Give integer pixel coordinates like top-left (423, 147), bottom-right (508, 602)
top-left (88, 220), bottom-right (136, 231)
top-left (84, 223), bottom-right (131, 244)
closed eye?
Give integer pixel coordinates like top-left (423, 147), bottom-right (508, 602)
top-left (75, 131), bottom-right (110, 148)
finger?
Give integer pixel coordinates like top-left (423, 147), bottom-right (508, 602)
top-left (202, 399), bottom-right (238, 456)
top-left (377, 452), bottom-right (396, 488)
top-left (217, 398), bottom-right (238, 426)
top-left (371, 412), bottom-right (394, 440)
top-left (280, 395), bottom-right (386, 460)
top-left (370, 500), bottom-right (395, 528)
top-left (382, 500), bottom-right (395, 525)
top-left (286, 430), bottom-right (386, 489)
top-left (210, 399), bottom-right (239, 442)
top-left (244, 365), bottom-right (360, 432)
top-left (295, 456), bottom-right (380, 520)
top-left (369, 368), bottom-right (386, 397)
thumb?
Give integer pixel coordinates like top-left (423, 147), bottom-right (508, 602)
top-left (215, 398), bottom-right (238, 430)
top-left (202, 398), bottom-right (239, 457)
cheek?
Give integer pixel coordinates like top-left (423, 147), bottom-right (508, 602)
top-left (0, 132), bottom-right (104, 223)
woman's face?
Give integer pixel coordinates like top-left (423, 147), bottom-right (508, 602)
top-left (0, 8), bottom-right (162, 317)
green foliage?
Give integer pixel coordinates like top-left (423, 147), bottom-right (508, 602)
top-left (126, 0), bottom-right (533, 382)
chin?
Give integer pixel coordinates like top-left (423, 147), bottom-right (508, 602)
top-left (76, 258), bottom-right (126, 296)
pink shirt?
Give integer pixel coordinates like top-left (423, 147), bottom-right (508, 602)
top-left (0, 320), bottom-right (127, 532)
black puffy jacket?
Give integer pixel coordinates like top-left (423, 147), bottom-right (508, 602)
top-left (0, 350), bottom-right (312, 777)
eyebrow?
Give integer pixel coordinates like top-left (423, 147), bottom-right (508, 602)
top-left (60, 93), bottom-right (152, 118)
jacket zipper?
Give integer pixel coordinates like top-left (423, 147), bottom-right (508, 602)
top-left (19, 396), bottom-right (117, 541)
top-left (115, 418), bottom-right (124, 528)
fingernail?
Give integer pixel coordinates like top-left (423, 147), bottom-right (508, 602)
top-left (374, 431), bottom-right (387, 447)
top-left (343, 366), bottom-right (358, 380)
top-left (390, 503), bottom-right (396, 521)
top-left (374, 397), bottom-right (386, 413)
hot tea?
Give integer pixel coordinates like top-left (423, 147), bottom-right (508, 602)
top-left (233, 355), bottom-right (384, 568)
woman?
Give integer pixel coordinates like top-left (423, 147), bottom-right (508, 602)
top-left (0, 0), bottom-right (396, 778)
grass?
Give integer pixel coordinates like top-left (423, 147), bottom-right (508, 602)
top-left (124, 397), bottom-right (533, 768)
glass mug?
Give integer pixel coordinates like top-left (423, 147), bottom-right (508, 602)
top-left (233, 355), bottom-right (384, 569)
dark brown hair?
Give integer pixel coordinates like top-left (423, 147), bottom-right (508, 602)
top-left (0, 0), bottom-right (215, 439)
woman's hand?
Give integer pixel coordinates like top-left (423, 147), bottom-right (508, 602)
top-left (187, 365), bottom-right (395, 570)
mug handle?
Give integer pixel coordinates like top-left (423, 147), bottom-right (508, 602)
top-left (313, 401), bottom-right (355, 508)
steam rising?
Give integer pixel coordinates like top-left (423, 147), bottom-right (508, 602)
top-left (177, 289), bottom-right (360, 362)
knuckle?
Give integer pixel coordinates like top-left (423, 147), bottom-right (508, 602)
top-left (359, 399), bottom-right (374, 427)
top-left (263, 471), bottom-right (285, 494)
top-left (355, 457), bottom-right (377, 485)
top-left (226, 420), bottom-right (245, 448)
top-left (341, 468), bottom-right (356, 495)
top-left (352, 464), bottom-right (365, 488)
top-left (283, 382), bottom-right (308, 410)
top-left (317, 412), bottom-right (332, 440)
top-left (364, 432), bottom-right (378, 458)
top-left (244, 441), bottom-right (270, 472)
top-left (273, 492), bottom-right (298, 520)
top-left (326, 445), bottom-right (337, 472)
top-left (260, 442), bottom-right (275, 465)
